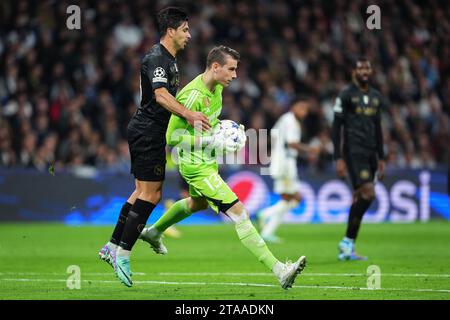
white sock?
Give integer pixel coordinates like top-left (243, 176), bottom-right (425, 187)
top-left (116, 247), bottom-right (131, 258)
top-left (259, 200), bottom-right (290, 222)
top-left (107, 242), bottom-right (118, 251)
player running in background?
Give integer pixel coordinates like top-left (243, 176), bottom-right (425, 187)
top-left (332, 57), bottom-right (386, 261)
top-left (257, 97), bottom-right (319, 243)
top-left (140, 46), bottom-right (307, 289)
top-left (98, 7), bottom-right (210, 287)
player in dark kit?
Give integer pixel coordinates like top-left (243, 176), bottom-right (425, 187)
top-left (332, 57), bottom-right (386, 261)
top-left (98, 7), bottom-right (210, 287)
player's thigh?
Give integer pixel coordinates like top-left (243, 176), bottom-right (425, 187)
top-left (137, 180), bottom-right (164, 203)
top-left (274, 177), bottom-right (300, 195)
top-left (128, 131), bottom-right (167, 182)
top-left (345, 153), bottom-right (375, 190)
top-left (272, 160), bottom-right (299, 194)
top-left (188, 170), bottom-right (239, 214)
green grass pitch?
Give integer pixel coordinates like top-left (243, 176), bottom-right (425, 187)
top-left (1, 222), bottom-right (449, 300)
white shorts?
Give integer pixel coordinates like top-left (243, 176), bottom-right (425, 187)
top-left (273, 176), bottom-right (301, 195)
top-left (270, 157), bottom-right (300, 195)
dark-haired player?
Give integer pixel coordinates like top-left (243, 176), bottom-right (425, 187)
top-left (140, 46), bottom-right (307, 289)
top-left (98, 7), bottom-right (210, 287)
top-left (332, 57), bottom-right (386, 261)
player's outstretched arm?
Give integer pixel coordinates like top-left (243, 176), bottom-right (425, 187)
top-left (155, 87), bottom-right (210, 131)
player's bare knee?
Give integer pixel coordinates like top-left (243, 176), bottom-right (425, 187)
top-left (133, 187), bottom-right (141, 198)
top-left (135, 186), bottom-right (142, 196)
top-left (139, 190), bottom-right (162, 204)
top-left (150, 190), bottom-right (162, 204)
top-left (135, 180), bottom-right (142, 193)
top-left (360, 184), bottom-right (375, 201)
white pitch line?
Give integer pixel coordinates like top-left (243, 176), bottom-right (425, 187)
top-left (1, 272), bottom-right (450, 278)
top-left (0, 272), bottom-right (146, 276)
top-left (1, 278), bottom-right (450, 294)
top-left (157, 272), bottom-right (450, 278)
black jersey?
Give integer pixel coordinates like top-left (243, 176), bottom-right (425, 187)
top-left (332, 83), bottom-right (386, 159)
top-left (129, 43), bottom-right (180, 135)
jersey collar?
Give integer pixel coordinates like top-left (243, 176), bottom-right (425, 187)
top-left (159, 43), bottom-right (176, 61)
top-left (199, 74), bottom-right (222, 96)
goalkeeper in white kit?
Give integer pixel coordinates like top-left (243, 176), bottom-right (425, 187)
top-left (258, 97), bottom-right (318, 243)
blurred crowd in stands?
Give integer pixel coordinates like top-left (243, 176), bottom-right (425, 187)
top-left (1, 0), bottom-right (449, 174)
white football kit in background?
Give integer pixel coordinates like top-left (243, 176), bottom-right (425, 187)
top-left (270, 112), bottom-right (301, 195)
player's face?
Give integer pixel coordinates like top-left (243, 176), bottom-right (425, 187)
top-left (292, 101), bottom-right (309, 120)
top-left (354, 61), bottom-right (372, 84)
top-left (214, 56), bottom-right (238, 87)
top-left (172, 21), bottom-right (191, 50)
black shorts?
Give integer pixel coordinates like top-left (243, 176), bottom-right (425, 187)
top-left (127, 128), bottom-right (166, 181)
top-left (345, 152), bottom-right (378, 189)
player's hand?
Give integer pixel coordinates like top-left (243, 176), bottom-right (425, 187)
top-left (377, 160), bottom-right (385, 181)
top-left (201, 132), bottom-right (225, 150)
top-left (184, 110), bottom-right (211, 131)
top-left (336, 158), bottom-right (347, 178)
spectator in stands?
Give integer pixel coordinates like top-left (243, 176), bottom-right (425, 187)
top-left (0, 0), bottom-right (448, 172)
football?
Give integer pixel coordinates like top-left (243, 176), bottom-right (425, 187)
top-left (214, 119), bottom-right (247, 152)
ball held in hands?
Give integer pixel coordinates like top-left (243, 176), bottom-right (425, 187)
top-left (212, 119), bottom-right (246, 154)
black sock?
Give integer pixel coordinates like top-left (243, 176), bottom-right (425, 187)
top-left (110, 202), bottom-right (132, 245)
top-left (119, 199), bottom-right (156, 251)
top-left (345, 198), bottom-right (372, 240)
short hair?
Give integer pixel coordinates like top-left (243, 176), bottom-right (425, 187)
top-left (292, 95), bottom-right (310, 104)
top-left (206, 45), bottom-right (240, 68)
top-left (157, 7), bottom-right (188, 37)
top-left (353, 56), bottom-right (371, 69)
